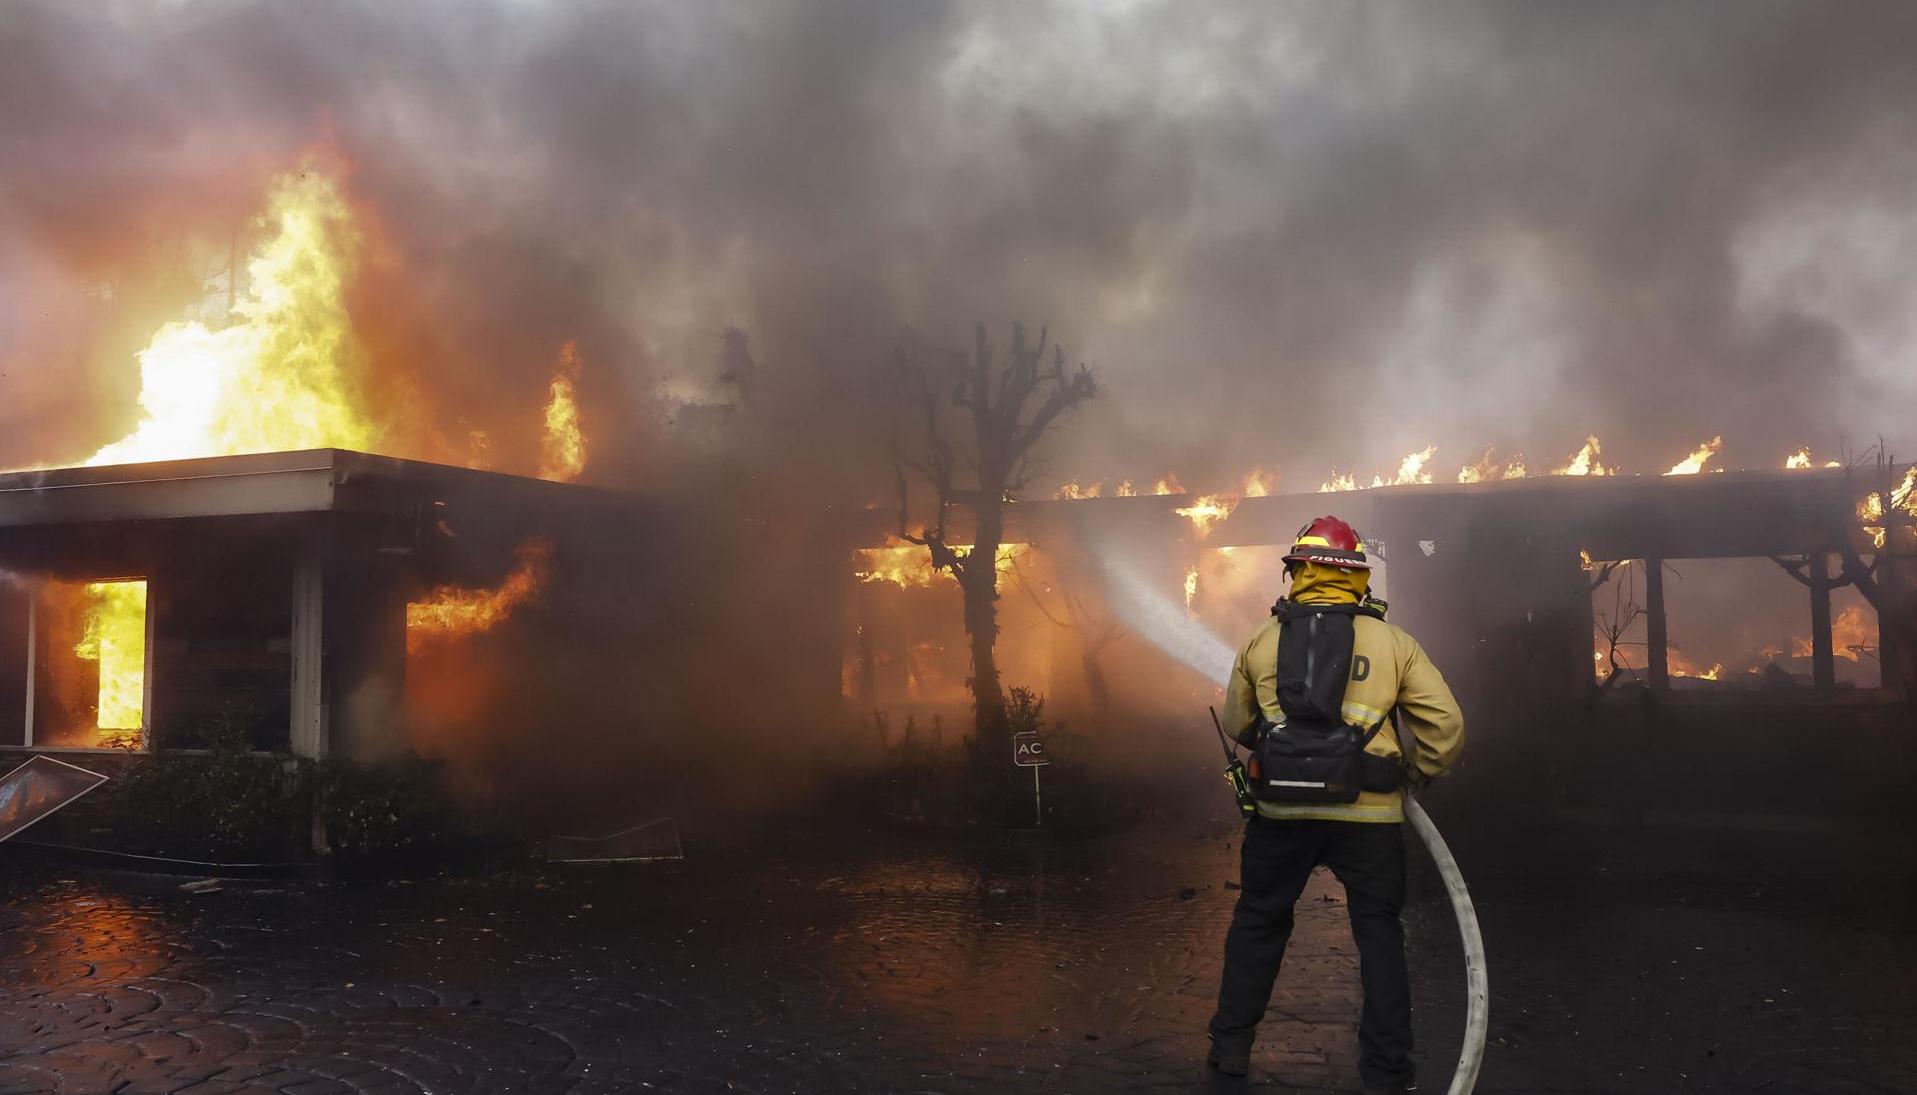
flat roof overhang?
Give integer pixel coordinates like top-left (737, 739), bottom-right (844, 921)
top-left (854, 465), bottom-right (1887, 560)
top-left (0, 449), bottom-right (645, 585)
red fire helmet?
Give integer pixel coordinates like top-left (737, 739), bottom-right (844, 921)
top-left (1282, 515), bottom-right (1372, 570)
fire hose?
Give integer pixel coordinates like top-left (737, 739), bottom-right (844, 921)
top-left (1404, 794), bottom-right (1488, 1095)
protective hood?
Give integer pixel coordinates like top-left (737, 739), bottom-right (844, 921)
top-left (1288, 560), bottom-right (1370, 606)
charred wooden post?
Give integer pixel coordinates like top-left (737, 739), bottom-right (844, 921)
top-left (1808, 553), bottom-right (1836, 694)
top-left (1645, 557), bottom-right (1669, 692)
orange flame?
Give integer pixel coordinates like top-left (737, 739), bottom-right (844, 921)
top-left (1115, 479), bottom-right (1138, 497)
top-left (1055, 480), bottom-right (1103, 500)
top-left (1319, 446), bottom-right (1436, 492)
top-left (84, 170), bottom-right (380, 468)
top-left (1243, 469), bottom-right (1273, 497)
top-left (1552, 436), bottom-right (1611, 476)
top-left (1175, 493), bottom-right (1238, 536)
top-left (1860, 467), bottom-right (1916, 548)
top-left (1664, 436), bottom-right (1724, 475)
top-left (74, 579), bottom-right (148, 733)
top-left (407, 540), bottom-right (552, 652)
top-left (1458, 449), bottom-right (1526, 483)
top-left (1153, 474), bottom-right (1184, 496)
top-left (537, 342), bottom-right (587, 482)
top-left (853, 540), bottom-right (1027, 589)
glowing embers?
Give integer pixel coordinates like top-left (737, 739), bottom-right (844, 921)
top-left (406, 541), bottom-right (552, 653)
top-left (852, 540), bottom-right (1028, 589)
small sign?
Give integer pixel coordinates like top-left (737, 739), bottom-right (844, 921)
top-left (1012, 732), bottom-right (1049, 767)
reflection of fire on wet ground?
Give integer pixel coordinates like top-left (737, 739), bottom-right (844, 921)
top-left (2, 814), bottom-right (1914, 1093)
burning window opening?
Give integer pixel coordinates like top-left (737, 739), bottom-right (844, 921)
top-left (5, 579), bottom-right (150, 749)
top-left (406, 541), bottom-right (553, 653)
top-left (1591, 556), bottom-right (1882, 693)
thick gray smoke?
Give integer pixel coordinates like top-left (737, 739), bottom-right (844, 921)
top-left (3, 1), bottom-right (1916, 490)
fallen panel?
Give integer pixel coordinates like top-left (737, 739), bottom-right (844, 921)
top-left (0, 755), bottom-right (110, 844)
top-left (547, 817), bottom-right (684, 864)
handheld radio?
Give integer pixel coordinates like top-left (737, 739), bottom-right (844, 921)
top-left (1209, 706), bottom-right (1258, 817)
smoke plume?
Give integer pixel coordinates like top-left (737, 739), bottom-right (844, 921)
top-left (4, 1), bottom-right (1916, 490)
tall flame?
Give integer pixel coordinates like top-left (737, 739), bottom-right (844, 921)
top-left (86, 170), bottom-right (378, 467)
top-left (538, 342), bottom-right (588, 482)
top-left (1860, 466), bottom-right (1916, 548)
top-left (407, 540), bottom-right (552, 652)
top-left (74, 580), bottom-right (147, 732)
top-left (1664, 436), bottom-right (1724, 475)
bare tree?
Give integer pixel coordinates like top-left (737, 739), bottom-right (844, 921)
top-left (894, 322), bottom-right (1095, 774)
top-left (1589, 559), bottom-right (1644, 692)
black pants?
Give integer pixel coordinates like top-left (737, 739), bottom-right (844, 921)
top-left (1209, 816), bottom-right (1414, 1087)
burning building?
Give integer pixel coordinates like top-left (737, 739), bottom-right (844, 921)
top-left (0, 449), bottom-right (632, 763)
top-left (845, 459), bottom-right (1915, 729)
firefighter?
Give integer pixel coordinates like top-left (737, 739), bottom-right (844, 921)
top-left (1206, 515), bottom-right (1464, 1093)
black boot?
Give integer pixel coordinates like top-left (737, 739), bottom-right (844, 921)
top-left (1206, 1035), bottom-right (1251, 1077)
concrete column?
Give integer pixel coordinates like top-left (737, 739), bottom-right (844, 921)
top-left (289, 551), bottom-right (327, 760)
top-left (1645, 557), bottom-right (1668, 692)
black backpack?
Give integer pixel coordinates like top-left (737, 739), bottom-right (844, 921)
top-left (1251, 599), bottom-right (1404, 804)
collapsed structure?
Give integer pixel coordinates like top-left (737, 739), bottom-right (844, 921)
top-left (846, 463), bottom-right (1914, 724)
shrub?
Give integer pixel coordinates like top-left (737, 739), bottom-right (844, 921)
top-left (316, 754), bottom-right (451, 858)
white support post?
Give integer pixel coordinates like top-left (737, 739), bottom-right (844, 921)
top-left (290, 553), bottom-right (326, 759)
top-left (22, 587), bottom-right (36, 748)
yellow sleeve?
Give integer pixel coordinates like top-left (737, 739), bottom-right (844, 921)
top-left (1223, 631), bottom-right (1263, 746)
top-left (1398, 636), bottom-right (1464, 781)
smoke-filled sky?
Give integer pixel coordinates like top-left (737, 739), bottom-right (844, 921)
top-left (3, 1), bottom-right (1915, 491)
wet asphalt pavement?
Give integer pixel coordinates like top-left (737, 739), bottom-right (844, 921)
top-left (2, 809), bottom-right (1914, 1095)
